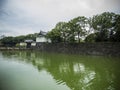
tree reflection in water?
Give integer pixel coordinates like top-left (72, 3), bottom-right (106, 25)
top-left (1, 51), bottom-right (120, 90)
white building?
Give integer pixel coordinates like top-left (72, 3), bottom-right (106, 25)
top-left (36, 31), bottom-right (51, 43)
top-left (20, 42), bottom-right (27, 47)
top-left (31, 42), bottom-right (36, 46)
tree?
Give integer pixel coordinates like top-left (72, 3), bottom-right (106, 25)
top-left (66, 21), bottom-right (76, 43)
top-left (113, 14), bottom-right (120, 42)
top-left (55, 22), bottom-right (69, 43)
top-left (69, 16), bottom-right (88, 43)
top-left (85, 33), bottom-right (97, 42)
top-left (90, 12), bottom-right (116, 42)
top-left (46, 29), bottom-right (62, 43)
top-left (0, 36), bottom-right (15, 46)
top-left (25, 33), bottom-right (37, 41)
top-left (0, 33), bottom-right (38, 46)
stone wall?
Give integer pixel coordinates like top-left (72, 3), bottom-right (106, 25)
top-left (34, 42), bottom-right (120, 56)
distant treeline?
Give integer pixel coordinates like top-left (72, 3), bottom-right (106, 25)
top-left (0, 12), bottom-right (120, 46)
top-left (0, 33), bottom-right (38, 47)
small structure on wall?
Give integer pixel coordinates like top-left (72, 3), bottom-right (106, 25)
top-left (36, 31), bottom-right (51, 43)
top-left (20, 42), bottom-right (27, 47)
top-left (24, 39), bottom-right (35, 48)
top-left (20, 40), bottom-right (36, 48)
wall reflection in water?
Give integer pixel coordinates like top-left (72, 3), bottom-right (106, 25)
top-left (1, 51), bottom-right (120, 90)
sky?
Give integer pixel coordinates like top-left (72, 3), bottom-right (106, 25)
top-left (0, 0), bottom-right (120, 36)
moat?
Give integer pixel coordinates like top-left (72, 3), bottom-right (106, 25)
top-left (0, 51), bottom-right (120, 90)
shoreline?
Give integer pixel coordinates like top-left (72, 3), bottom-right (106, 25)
top-left (0, 42), bottom-right (120, 57)
top-left (0, 47), bottom-right (31, 50)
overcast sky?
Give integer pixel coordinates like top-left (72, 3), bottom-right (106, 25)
top-left (0, 0), bottom-right (120, 36)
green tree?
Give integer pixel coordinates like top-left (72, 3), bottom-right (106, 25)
top-left (69, 16), bottom-right (88, 43)
top-left (25, 33), bottom-right (37, 41)
top-left (0, 36), bottom-right (15, 46)
top-left (85, 33), bottom-right (97, 42)
top-left (66, 21), bottom-right (76, 43)
top-left (46, 29), bottom-right (62, 43)
top-left (113, 14), bottom-right (120, 42)
top-left (0, 33), bottom-right (38, 46)
top-left (90, 12), bottom-right (116, 42)
top-left (55, 22), bottom-right (69, 43)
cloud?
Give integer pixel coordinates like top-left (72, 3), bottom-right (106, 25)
top-left (0, 24), bottom-right (36, 36)
top-left (0, 0), bottom-right (120, 36)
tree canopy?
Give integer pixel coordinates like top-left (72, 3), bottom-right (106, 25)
top-left (47, 12), bottom-right (120, 43)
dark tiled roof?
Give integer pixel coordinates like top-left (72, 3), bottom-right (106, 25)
top-left (38, 31), bottom-right (47, 36)
top-left (24, 40), bottom-right (33, 42)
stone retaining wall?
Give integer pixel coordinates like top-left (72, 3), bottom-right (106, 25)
top-left (34, 42), bottom-right (120, 56)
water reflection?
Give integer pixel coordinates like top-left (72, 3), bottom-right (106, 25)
top-left (1, 51), bottom-right (120, 90)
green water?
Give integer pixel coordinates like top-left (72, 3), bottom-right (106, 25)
top-left (0, 51), bottom-right (120, 90)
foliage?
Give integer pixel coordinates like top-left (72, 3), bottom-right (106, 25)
top-left (16, 43), bottom-right (20, 47)
top-left (68, 16), bottom-right (88, 43)
top-left (47, 16), bottom-right (88, 43)
top-left (85, 33), bottom-right (97, 42)
top-left (90, 12), bottom-right (116, 42)
top-left (0, 33), bottom-right (38, 46)
top-left (113, 14), bottom-right (120, 42)
top-left (0, 37), bottom-right (14, 46)
top-left (46, 28), bottom-right (62, 43)
top-left (47, 12), bottom-right (120, 43)
top-left (0, 12), bottom-right (120, 46)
